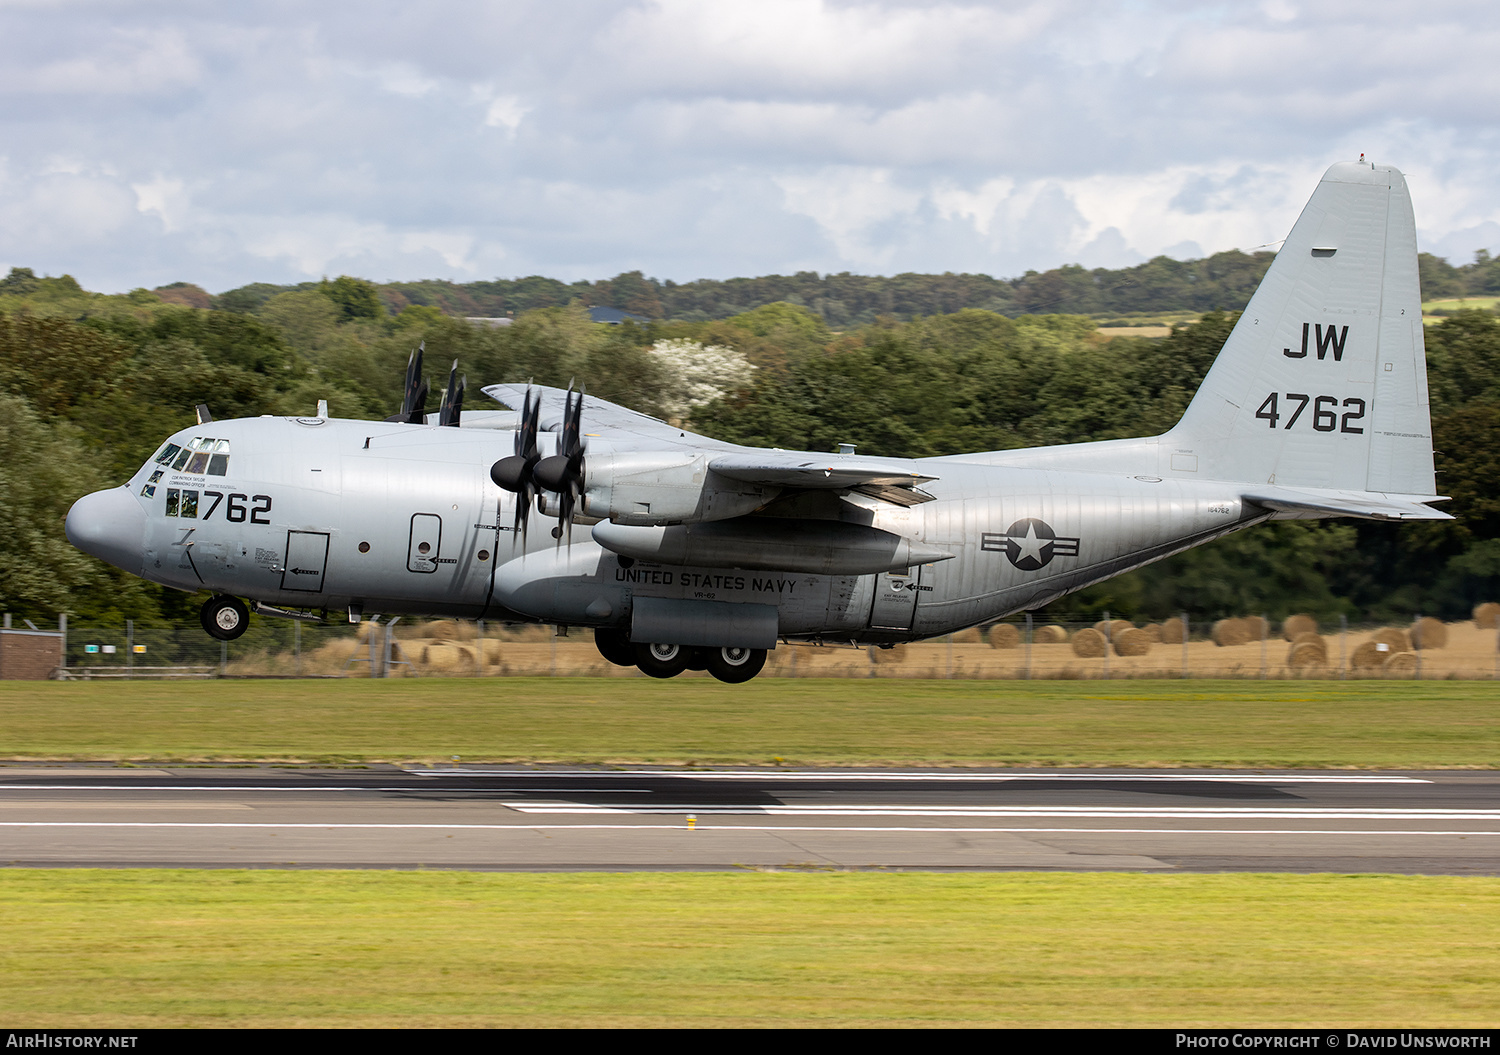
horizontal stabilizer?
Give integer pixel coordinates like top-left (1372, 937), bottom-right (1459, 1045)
top-left (1243, 486), bottom-right (1452, 521)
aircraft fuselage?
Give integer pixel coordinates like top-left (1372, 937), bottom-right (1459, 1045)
top-left (89, 413), bottom-right (1263, 642)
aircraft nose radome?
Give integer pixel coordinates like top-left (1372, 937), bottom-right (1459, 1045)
top-left (66, 486), bottom-right (146, 575)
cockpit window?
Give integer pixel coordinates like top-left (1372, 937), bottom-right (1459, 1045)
top-left (208, 439), bottom-right (230, 476)
top-left (158, 436), bottom-right (231, 476)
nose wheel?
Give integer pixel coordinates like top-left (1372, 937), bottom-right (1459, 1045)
top-left (200, 595), bottom-right (250, 641)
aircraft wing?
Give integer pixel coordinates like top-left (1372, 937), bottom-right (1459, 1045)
top-left (1242, 486), bottom-right (1453, 521)
top-left (482, 383), bottom-right (728, 450)
top-left (709, 454), bottom-right (937, 505)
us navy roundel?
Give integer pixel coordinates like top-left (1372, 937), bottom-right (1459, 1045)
top-left (981, 518), bottom-right (1081, 571)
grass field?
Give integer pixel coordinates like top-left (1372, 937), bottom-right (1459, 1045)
top-left (1, 678), bottom-right (1497, 768)
top-left (1, 870), bottom-right (1496, 1027)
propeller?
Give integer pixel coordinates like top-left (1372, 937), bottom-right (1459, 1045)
top-left (437, 359), bottom-right (465, 427)
top-left (533, 385), bottom-right (586, 543)
top-left (386, 343), bottom-right (430, 424)
top-left (490, 387), bottom-right (542, 545)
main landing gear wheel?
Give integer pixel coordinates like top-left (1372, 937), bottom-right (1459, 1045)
top-left (706, 646), bottom-right (767, 684)
top-left (635, 642), bottom-right (691, 679)
top-left (594, 628), bottom-right (635, 667)
top-left (200, 595), bottom-right (250, 641)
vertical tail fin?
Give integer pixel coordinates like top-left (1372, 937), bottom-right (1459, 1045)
top-left (1166, 161), bottom-right (1437, 499)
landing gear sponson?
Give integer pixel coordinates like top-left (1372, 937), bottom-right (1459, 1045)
top-left (594, 628), bottom-right (767, 684)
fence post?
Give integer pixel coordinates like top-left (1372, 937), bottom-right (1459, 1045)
top-left (1413, 613), bottom-right (1422, 681)
top-left (1260, 612), bottom-right (1267, 680)
top-left (1340, 614), bottom-right (1348, 680)
top-left (1024, 612), bottom-right (1033, 681)
top-left (220, 639), bottom-right (227, 678)
top-left (126, 619), bottom-right (134, 678)
top-left (1181, 611), bottom-right (1189, 679)
top-left (1102, 610), bottom-right (1111, 680)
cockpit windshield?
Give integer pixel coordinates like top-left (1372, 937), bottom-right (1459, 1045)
top-left (142, 436), bottom-right (231, 498)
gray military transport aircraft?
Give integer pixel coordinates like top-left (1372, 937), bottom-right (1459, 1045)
top-left (66, 160), bottom-right (1450, 683)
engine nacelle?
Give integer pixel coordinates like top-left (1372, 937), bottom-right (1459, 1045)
top-left (576, 451), bottom-right (778, 525)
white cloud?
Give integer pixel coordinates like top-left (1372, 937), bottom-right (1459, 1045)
top-left (0, 1), bottom-right (1497, 291)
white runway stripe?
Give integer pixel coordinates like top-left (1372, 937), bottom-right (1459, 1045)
top-left (0, 822), bottom-right (1494, 836)
top-left (410, 769), bottom-right (1432, 784)
top-left (500, 803), bottom-right (1500, 819)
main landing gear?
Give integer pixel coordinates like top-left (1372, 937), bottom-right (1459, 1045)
top-left (593, 629), bottom-right (767, 684)
top-left (200, 595), bottom-right (250, 641)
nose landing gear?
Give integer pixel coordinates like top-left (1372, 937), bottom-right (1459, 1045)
top-left (200, 595), bottom-right (250, 641)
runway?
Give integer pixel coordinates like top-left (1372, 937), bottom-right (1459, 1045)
top-left (1, 764), bottom-right (1498, 873)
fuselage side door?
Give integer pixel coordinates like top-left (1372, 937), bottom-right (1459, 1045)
top-left (869, 566), bottom-right (922, 630)
top-left (407, 513), bottom-right (443, 573)
top-left (281, 530), bottom-right (330, 592)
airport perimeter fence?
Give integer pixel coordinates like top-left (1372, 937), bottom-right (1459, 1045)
top-left (27, 606), bottom-right (1500, 680)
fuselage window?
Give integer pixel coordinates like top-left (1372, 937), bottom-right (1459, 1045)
top-left (164, 488), bottom-right (199, 518)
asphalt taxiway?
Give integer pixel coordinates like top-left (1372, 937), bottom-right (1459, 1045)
top-left (1, 765), bottom-right (1497, 873)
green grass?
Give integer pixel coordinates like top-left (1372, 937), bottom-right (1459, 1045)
top-left (1423, 296), bottom-right (1500, 313)
top-left (2, 678), bottom-right (1497, 768)
top-left (0, 869), bottom-right (1495, 1027)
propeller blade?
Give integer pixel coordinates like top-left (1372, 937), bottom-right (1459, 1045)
top-left (533, 385), bottom-right (586, 545)
top-left (388, 342), bottom-right (429, 424)
top-left (489, 385), bottom-right (542, 547)
top-left (438, 360), bottom-right (465, 427)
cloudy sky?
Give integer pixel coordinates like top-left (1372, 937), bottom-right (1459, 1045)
top-left (2, 0), bottom-right (1498, 293)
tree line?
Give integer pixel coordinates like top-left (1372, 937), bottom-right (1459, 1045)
top-left (2, 265), bottom-right (1498, 630)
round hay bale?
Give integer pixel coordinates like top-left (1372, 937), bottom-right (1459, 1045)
top-left (1411, 617), bottom-right (1448, 650)
top-left (421, 643), bottom-right (474, 670)
top-left (1139, 623), bottom-right (1163, 643)
top-left (1282, 613), bottom-right (1318, 641)
top-left (870, 644), bottom-right (908, 664)
top-left (1290, 631), bottom-right (1326, 649)
top-left (952, 627), bottom-right (983, 645)
top-left (427, 621), bottom-right (461, 642)
top-left (988, 624), bottom-right (1022, 650)
top-left (1113, 627), bottom-right (1152, 657)
top-left (1212, 618), bottom-right (1253, 647)
top-left (1071, 627), bottom-right (1107, 658)
top-left (1243, 615), bottom-right (1269, 641)
top-left (1350, 640), bottom-right (1394, 669)
top-left (1093, 619), bottom-right (1134, 640)
top-left (1383, 651), bottom-right (1419, 675)
top-left (1473, 602), bottom-right (1500, 629)
top-left (1034, 625), bottom-right (1069, 644)
top-left (1287, 642), bottom-right (1328, 670)
top-left (1159, 617), bottom-right (1187, 645)
top-left (1371, 627), bottom-right (1411, 653)
top-left (1286, 637), bottom-right (1327, 664)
